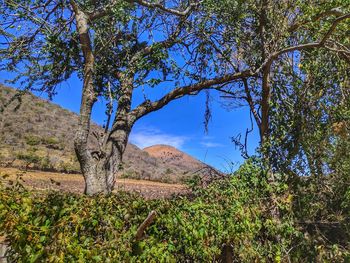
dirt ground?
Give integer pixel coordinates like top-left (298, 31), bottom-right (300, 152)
top-left (0, 167), bottom-right (188, 199)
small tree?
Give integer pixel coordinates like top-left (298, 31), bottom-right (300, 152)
top-left (0, 0), bottom-right (252, 195)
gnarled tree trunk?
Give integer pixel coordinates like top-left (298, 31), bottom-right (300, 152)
top-left (76, 127), bottom-right (130, 195)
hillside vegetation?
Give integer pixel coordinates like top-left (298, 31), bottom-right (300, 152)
top-left (0, 85), bottom-right (210, 183)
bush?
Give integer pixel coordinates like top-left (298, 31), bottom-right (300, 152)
top-left (24, 135), bottom-right (41, 146)
top-left (58, 161), bottom-right (80, 173)
top-left (0, 159), bottom-right (349, 262)
top-left (40, 156), bottom-right (53, 171)
top-left (16, 151), bottom-right (42, 167)
top-left (41, 137), bottom-right (62, 150)
top-left (165, 168), bottom-right (173, 175)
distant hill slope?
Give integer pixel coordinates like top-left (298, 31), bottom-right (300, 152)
top-left (0, 85), bottom-right (211, 183)
top-left (144, 145), bottom-right (205, 171)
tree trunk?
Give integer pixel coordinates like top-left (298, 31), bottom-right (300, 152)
top-left (76, 124), bottom-right (130, 195)
top-left (78, 151), bottom-right (122, 195)
top-left (84, 165), bottom-right (109, 195)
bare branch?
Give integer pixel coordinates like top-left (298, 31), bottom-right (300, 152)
top-left (89, 0), bottom-right (199, 21)
top-left (130, 70), bottom-right (254, 121)
top-left (104, 82), bottom-right (114, 134)
top-left (135, 210), bottom-right (157, 241)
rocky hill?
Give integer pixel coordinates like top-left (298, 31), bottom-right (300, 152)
top-left (0, 85), bottom-right (211, 183)
top-left (144, 145), bottom-right (205, 172)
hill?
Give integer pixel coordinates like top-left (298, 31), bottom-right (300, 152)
top-left (144, 144), bottom-right (205, 172)
top-left (0, 85), bottom-right (211, 183)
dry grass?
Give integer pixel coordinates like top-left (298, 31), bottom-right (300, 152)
top-left (0, 167), bottom-right (188, 199)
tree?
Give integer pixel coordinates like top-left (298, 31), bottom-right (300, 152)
top-left (0, 0), bottom-right (252, 195)
top-left (198, 0), bottom-right (349, 158)
top-left (2, 1), bottom-right (348, 195)
top-left (192, 0), bottom-right (349, 224)
top-left (268, 50), bottom-right (349, 178)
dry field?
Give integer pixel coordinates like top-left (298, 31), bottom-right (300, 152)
top-left (0, 167), bottom-right (188, 199)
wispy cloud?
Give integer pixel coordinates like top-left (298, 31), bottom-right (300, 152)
top-left (200, 136), bottom-right (224, 148)
top-left (129, 127), bottom-right (187, 149)
top-left (200, 141), bottom-right (224, 148)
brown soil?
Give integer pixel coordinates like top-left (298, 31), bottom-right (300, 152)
top-left (0, 167), bottom-right (188, 199)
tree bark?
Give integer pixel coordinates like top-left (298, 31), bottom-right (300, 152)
top-left (80, 125), bottom-right (130, 195)
top-left (84, 163), bottom-right (109, 195)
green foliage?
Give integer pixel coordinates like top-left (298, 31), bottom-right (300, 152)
top-left (121, 170), bottom-right (139, 180)
top-left (2, 159), bottom-right (348, 262)
top-left (40, 156), bottom-right (53, 171)
top-left (41, 137), bottom-right (60, 146)
top-left (41, 137), bottom-right (62, 150)
top-left (58, 161), bottom-right (80, 174)
top-left (25, 135), bottom-right (61, 149)
top-left (269, 48), bottom-right (350, 177)
top-left (0, 161), bottom-right (295, 262)
top-left (16, 150), bottom-right (42, 167)
top-left (25, 135), bottom-right (41, 146)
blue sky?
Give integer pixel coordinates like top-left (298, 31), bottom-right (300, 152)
top-left (1, 71), bottom-right (259, 172)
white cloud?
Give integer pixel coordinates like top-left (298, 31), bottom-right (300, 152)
top-left (129, 127), bottom-right (187, 149)
top-left (200, 141), bottom-right (224, 148)
top-left (200, 136), bottom-right (224, 148)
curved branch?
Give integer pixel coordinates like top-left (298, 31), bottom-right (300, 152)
top-left (89, 0), bottom-right (198, 21)
top-left (288, 7), bottom-right (345, 33)
top-left (255, 12), bottom-right (350, 143)
top-left (131, 0), bottom-right (198, 16)
top-left (260, 12), bottom-right (350, 72)
top-left (130, 70), bottom-right (254, 121)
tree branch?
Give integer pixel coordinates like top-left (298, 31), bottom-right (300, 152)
top-left (260, 12), bottom-right (350, 73)
top-left (130, 70), bottom-right (254, 121)
top-left (242, 78), bottom-right (261, 128)
top-left (135, 210), bottom-right (157, 241)
top-left (89, 0), bottom-right (198, 21)
top-left (255, 12), bottom-right (350, 143)
top-left (131, 0), bottom-right (198, 16)
top-left (288, 7), bottom-right (345, 33)
top-left (129, 14), bottom-right (188, 65)
top-left (70, 0), bottom-right (96, 163)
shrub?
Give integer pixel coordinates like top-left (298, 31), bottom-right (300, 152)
top-left (40, 156), bottom-right (53, 171)
top-left (121, 170), bottom-right (140, 180)
top-left (0, 159), bottom-right (349, 262)
top-left (16, 151), bottom-right (42, 168)
top-left (35, 101), bottom-right (45, 107)
top-left (165, 168), bottom-right (173, 175)
top-left (41, 137), bottom-right (60, 148)
top-left (58, 161), bottom-right (80, 173)
top-left (24, 135), bottom-right (41, 146)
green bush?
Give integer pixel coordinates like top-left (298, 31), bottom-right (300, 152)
top-left (0, 159), bottom-right (349, 262)
top-left (41, 137), bottom-right (61, 149)
top-left (16, 151), bottom-right (42, 167)
top-left (58, 161), bottom-right (80, 173)
top-left (40, 156), bottom-right (53, 171)
top-left (25, 135), bottom-right (41, 146)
